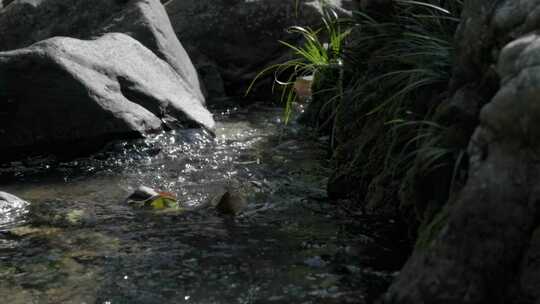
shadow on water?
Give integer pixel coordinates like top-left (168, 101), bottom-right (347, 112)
top-left (0, 104), bottom-right (408, 304)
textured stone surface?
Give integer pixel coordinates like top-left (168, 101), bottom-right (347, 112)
top-left (0, 33), bottom-right (213, 161)
top-left (516, 225), bottom-right (540, 302)
top-left (0, 0), bottom-right (203, 100)
top-left (383, 1), bottom-right (540, 302)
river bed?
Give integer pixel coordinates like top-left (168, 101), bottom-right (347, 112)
top-left (0, 104), bottom-right (405, 304)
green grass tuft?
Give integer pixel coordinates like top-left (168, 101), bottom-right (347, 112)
top-left (247, 4), bottom-right (351, 125)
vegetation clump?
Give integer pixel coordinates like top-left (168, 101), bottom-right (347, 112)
top-left (247, 5), bottom-right (351, 126)
top-left (252, 0), bottom-right (465, 239)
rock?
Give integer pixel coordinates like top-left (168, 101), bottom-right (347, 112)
top-left (0, 0), bottom-right (212, 161)
top-left (0, 191), bottom-right (29, 229)
top-left (64, 209), bottom-right (97, 226)
top-left (0, 33), bottom-right (214, 161)
top-left (449, 0), bottom-right (501, 95)
top-left (188, 52), bottom-right (226, 102)
top-left (298, 67), bottom-right (342, 132)
top-left (103, 0), bottom-right (204, 101)
top-left (0, 0), bottom-right (13, 11)
top-left (359, 0), bottom-right (393, 18)
top-left (126, 186), bottom-right (160, 204)
top-left (0, 0), bottom-right (203, 101)
top-left (1, 0), bottom-right (15, 8)
top-left (126, 185), bottom-right (180, 210)
top-left (304, 256), bottom-right (328, 268)
top-left (215, 189), bottom-right (247, 216)
top-left (165, 0), bottom-right (355, 100)
top-left (383, 18), bottom-right (540, 304)
top-left (29, 200), bottom-right (96, 228)
top-left (516, 225), bottom-right (540, 302)
top-left (294, 76), bottom-right (313, 103)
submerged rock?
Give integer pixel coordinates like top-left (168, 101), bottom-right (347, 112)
top-left (215, 189), bottom-right (247, 216)
top-left (126, 185), bottom-right (180, 210)
top-left (0, 33), bottom-right (214, 161)
top-left (126, 186), bottom-right (161, 204)
top-left (29, 200), bottom-right (97, 228)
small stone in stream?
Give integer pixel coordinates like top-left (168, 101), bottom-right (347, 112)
top-left (304, 256), bottom-right (327, 268)
top-left (126, 186), bottom-right (180, 210)
top-left (215, 190), bottom-right (247, 216)
top-left (27, 200), bottom-right (97, 228)
top-left (344, 265), bottom-right (361, 274)
top-left (126, 186), bottom-right (159, 204)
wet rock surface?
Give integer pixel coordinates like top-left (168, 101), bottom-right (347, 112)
top-left (0, 105), bottom-right (406, 303)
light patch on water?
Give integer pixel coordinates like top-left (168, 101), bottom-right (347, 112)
top-left (1, 109), bottom-right (278, 208)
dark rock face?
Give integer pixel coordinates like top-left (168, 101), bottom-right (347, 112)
top-left (0, 0), bottom-right (203, 100)
top-left (358, 0), bottom-right (393, 17)
top-left (0, 33), bottom-right (214, 161)
top-left (165, 0), bottom-right (355, 100)
top-left (384, 1), bottom-right (540, 303)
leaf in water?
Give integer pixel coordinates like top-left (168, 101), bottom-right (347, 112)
top-left (147, 196), bottom-right (180, 210)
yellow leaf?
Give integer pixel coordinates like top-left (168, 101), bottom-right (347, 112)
top-left (148, 196), bottom-right (179, 210)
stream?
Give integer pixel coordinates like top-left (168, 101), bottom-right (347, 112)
top-left (0, 104), bottom-right (406, 304)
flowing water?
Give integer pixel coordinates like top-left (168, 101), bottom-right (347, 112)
top-left (0, 104), bottom-right (404, 304)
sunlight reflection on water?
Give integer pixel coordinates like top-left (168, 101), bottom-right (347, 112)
top-left (0, 192), bottom-right (29, 230)
top-left (1, 105), bottom-right (286, 211)
top-left (0, 105), bottom-right (371, 304)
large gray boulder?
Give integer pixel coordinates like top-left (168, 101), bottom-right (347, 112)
top-left (165, 0), bottom-right (356, 100)
top-left (0, 33), bottom-right (214, 161)
top-left (0, 0), bottom-right (203, 101)
top-left (383, 1), bottom-right (540, 303)
top-left (0, 0), bottom-right (213, 160)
